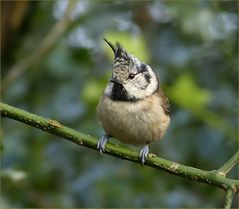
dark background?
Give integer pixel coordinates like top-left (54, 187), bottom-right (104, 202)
top-left (1, 0), bottom-right (238, 207)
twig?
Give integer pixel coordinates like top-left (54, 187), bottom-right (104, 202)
top-left (224, 189), bottom-right (234, 209)
top-left (1, 102), bottom-right (239, 196)
top-left (218, 151), bottom-right (239, 177)
top-left (1, 0), bottom-right (77, 93)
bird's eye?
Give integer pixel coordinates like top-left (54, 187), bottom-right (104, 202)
top-left (128, 73), bottom-right (135, 79)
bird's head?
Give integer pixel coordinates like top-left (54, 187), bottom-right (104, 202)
top-left (104, 39), bottom-right (158, 101)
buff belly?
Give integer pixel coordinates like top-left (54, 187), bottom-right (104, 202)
top-left (97, 95), bottom-right (170, 146)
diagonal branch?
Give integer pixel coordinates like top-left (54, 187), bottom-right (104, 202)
top-left (224, 189), bottom-right (234, 209)
top-left (1, 102), bottom-right (239, 197)
top-left (218, 151), bottom-right (239, 177)
top-left (1, 0), bottom-right (77, 94)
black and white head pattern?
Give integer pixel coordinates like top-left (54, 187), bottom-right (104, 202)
top-left (104, 40), bottom-right (159, 102)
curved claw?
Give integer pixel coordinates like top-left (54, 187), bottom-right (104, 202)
top-left (97, 134), bottom-right (110, 156)
top-left (139, 145), bottom-right (149, 165)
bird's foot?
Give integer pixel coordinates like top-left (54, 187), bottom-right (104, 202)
top-left (139, 145), bottom-right (149, 165)
top-left (97, 134), bottom-right (110, 156)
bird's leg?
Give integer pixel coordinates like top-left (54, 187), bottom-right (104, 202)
top-left (139, 145), bottom-right (149, 165)
top-left (97, 134), bottom-right (111, 156)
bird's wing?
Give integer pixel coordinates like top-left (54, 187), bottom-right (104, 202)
top-left (157, 87), bottom-right (170, 115)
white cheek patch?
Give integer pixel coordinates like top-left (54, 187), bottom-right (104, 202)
top-left (146, 67), bottom-right (158, 94)
top-left (136, 74), bottom-right (148, 90)
top-left (125, 66), bottom-right (158, 99)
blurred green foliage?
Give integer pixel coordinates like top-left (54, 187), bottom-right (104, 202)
top-left (81, 76), bottom-right (108, 109)
top-left (1, 0), bottom-right (238, 208)
top-left (167, 73), bottom-right (211, 111)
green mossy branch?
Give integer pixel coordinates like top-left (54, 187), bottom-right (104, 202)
top-left (1, 102), bottom-right (238, 208)
top-left (218, 151), bottom-right (239, 177)
top-left (224, 188), bottom-right (234, 209)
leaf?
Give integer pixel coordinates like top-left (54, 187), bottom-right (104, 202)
top-left (167, 74), bottom-right (211, 112)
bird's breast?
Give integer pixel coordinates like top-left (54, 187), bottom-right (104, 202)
top-left (97, 94), bottom-right (170, 146)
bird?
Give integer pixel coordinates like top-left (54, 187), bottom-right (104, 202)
top-left (97, 39), bottom-right (170, 165)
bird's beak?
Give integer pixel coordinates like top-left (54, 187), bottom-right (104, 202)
top-left (109, 76), bottom-right (120, 84)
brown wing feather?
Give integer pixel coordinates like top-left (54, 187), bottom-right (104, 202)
top-left (157, 87), bottom-right (170, 115)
